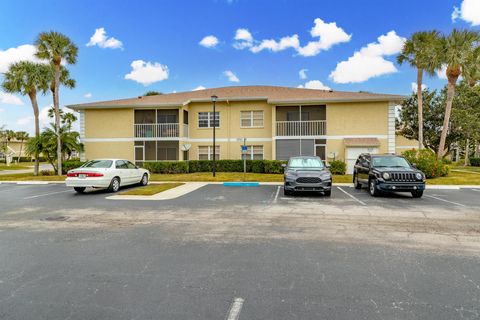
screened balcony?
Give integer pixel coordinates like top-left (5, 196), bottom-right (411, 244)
top-left (276, 105), bottom-right (326, 136)
top-left (134, 109), bottom-right (183, 138)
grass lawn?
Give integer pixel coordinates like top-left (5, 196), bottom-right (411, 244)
top-left (451, 166), bottom-right (480, 173)
top-left (120, 183), bottom-right (184, 196)
top-left (0, 173), bottom-right (66, 181)
top-left (427, 171), bottom-right (480, 185)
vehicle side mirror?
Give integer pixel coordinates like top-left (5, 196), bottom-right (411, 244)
top-left (281, 163), bottom-right (287, 168)
top-left (412, 163), bottom-right (417, 169)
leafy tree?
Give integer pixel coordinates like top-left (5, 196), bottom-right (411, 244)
top-left (15, 131), bottom-right (29, 161)
top-left (463, 46), bottom-right (480, 87)
top-left (144, 91), bottom-right (163, 96)
top-left (437, 29), bottom-right (480, 159)
top-left (1, 61), bottom-right (50, 175)
top-left (62, 112), bottom-right (77, 131)
top-left (26, 123), bottom-right (83, 172)
top-left (397, 31), bottom-right (442, 150)
top-left (35, 31), bottom-right (78, 175)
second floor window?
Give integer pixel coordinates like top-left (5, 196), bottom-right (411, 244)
top-left (198, 112), bottom-right (219, 128)
top-left (241, 110), bottom-right (264, 127)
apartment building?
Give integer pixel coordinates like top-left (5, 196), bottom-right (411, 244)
top-left (68, 85), bottom-right (406, 173)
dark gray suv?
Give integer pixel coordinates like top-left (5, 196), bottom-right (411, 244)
top-left (283, 156), bottom-right (332, 196)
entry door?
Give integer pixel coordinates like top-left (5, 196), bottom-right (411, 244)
top-left (135, 145), bottom-right (144, 165)
top-left (346, 147), bottom-right (378, 174)
top-left (315, 145), bottom-right (326, 161)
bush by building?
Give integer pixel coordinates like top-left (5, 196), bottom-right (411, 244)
top-left (470, 157), bottom-right (480, 167)
top-left (328, 160), bottom-right (347, 175)
top-left (402, 149), bottom-right (449, 178)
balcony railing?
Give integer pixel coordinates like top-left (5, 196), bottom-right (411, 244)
top-left (276, 120), bottom-right (326, 136)
top-left (135, 123), bottom-right (179, 138)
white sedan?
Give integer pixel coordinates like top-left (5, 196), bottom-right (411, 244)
top-left (66, 159), bottom-right (150, 193)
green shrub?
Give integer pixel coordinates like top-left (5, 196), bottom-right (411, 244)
top-left (142, 161), bottom-right (188, 174)
top-left (329, 160), bottom-right (347, 175)
top-left (62, 160), bottom-right (85, 174)
top-left (402, 149), bottom-right (449, 178)
top-left (14, 156), bottom-right (33, 162)
top-left (263, 160), bottom-right (287, 174)
top-left (470, 157), bottom-right (480, 167)
top-left (250, 160), bottom-right (265, 173)
top-left (40, 170), bottom-right (54, 176)
top-left (188, 160), bottom-right (212, 173)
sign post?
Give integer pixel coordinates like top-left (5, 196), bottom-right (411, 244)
top-left (240, 138), bottom-right (247, 181)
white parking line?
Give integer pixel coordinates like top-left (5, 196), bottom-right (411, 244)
top-left (23, 189), bottom-right (72, 199)
top-left (424, 195), bottom-right (466, 207)
top-left (226, 297), bottom-right (244, 320)
top-left (337, 187), bottom-right (366, 206)
top-left (274, 186), bottom-right (281, 203)
top-left (472, 189), bottom-right (480, 192)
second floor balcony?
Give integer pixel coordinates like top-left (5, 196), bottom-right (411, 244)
top-left (276, 120), bottom-right (326, 136)
top-left (135, 123), bottom-right (179, 138)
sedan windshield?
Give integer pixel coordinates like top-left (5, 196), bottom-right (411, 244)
top-left (81, 160), bottom-right (113, 168)
top-left (289, 158), bottom-right (324, 168)
top-left (372, 156), bottom-right (410, 168)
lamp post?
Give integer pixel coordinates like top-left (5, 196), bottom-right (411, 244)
top-left (211, 95), bottom-right (218, 177)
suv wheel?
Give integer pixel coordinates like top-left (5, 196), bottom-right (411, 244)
top-left (369, 179), bottom-right (380, 197)
top-left (411, 190), bottom-right (423, 198)
top-left (353, 174), bottom-right (362, 189)
top-left (324, 189), bottom-right (331, 197)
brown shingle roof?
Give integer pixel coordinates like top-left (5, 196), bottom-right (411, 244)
top-left (67, 85), bottom-right (405, 110)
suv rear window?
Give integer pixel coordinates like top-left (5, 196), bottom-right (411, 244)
top-left (81, 160), bottom-right (113, 168)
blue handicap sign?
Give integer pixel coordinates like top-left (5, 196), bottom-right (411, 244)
top-left (241, 145), bottom-right (248, 151)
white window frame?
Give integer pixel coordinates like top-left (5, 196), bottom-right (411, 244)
top-left (242, 145), bottom-right (264, 160)
top-left (240, 110), bottom-right (264, 128)
top-left (198, 112), bottom-right (220, 128)
top-left (198, 145), bottom-right (220, 160)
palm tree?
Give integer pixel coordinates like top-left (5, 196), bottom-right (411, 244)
top-left (463, 46), bottom-right (480, 87)
top-left (15, 131), bottom-right (29, 162)
top-left (397, 31), bottom-right (442, 150)
top-left (35, 31), bottom-right (78, 176)
top-left (62, 112), bottom-right (77, 132)
top-left (437, 29), bottom-right (480, 159)
top-left (1, 61), bottom-right (50, 175)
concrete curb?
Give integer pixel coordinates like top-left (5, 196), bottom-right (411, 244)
top-left (106, 182), bottom-right (208, 201)
top-left (0, 180), bottom-right (478, 190)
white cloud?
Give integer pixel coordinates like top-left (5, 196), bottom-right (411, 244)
top-left (0, 108), bottom-right (4, 113)
top-left (124, 60), bottom-right (169, 86)
top-left (299, 69), bottom-right (308, 79)
top-left (0, 44), bottom-right (42, 73)
top-left (15, 105), bottom-right (52, 128)
top-left (411, 82), bottom-right (427, 93)
top-left (86, 28), bottom-right (123, 49)
top-left (233, 28), bottom-right (254, 49)
top-left (436, 64), bottom-right (448, 80)
top-left (452, 0), bottom-right (480, 26)
top-left (16, 116), bottom-right (32, 126)
top-left (199, 35), bottom-right (219, 48)
top-left (329, 31), bottom-right (406, 83)
top-left (0, 92), bottom-right (24, 105)
top-left (192, 86), bottom-right (206, 91)
top-left (84, 93), bottom-right (92, 98)
top-left (223, 70), bottom-right (240, 82)
top-left (297, 80), bottom-right (331, 90)
top-left (233, 18), bottom-right (350, 57)
top-left (297, 18), bottom-right (352, 57)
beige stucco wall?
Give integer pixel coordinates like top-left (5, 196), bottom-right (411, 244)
top-left (84, 142), bottom-right (134, 162)
top-left (395, 134), bottom-right (418, 155)
top-left (85, 108), bottom-right (134, 138)
top-left (187, 141), bottom-right (272, 160)
top-left (326, 101), bottom-right (388, 135)
top-left (326, 138), bottom-right (389, 162)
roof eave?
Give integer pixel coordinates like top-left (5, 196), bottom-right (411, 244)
top-left (269, 96), bottom-right (406, 105)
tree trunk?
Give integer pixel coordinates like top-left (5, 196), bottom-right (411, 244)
top-left (437, 79), bottom-right (457, 159)
top-left (464, 138), bottom-right (470, 166)
top-left (29, 91), bottom-right (40, 176)
top-left (416, 68), bottom-right (424, 150)
top-left (53, 64), bottom-right (62, 176)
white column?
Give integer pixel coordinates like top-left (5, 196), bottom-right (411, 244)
top-left (79, 110), bottom-right (86, 161)
top-left (388, 102), bottom-right (396, 154)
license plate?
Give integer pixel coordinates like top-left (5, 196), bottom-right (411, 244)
top-left (78, 174), bottom-right (87, 179)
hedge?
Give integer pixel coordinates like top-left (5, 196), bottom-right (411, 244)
top-left (62, 160), bottom-right (86, 174)
top-left (329, 160), bottom-right (347, 175)
top-left (402, 149), bottom-right (449, 178)
top-left (470, 157), bottom-right (480, 167)
top-left (140, 160), bottom-right (288, 174)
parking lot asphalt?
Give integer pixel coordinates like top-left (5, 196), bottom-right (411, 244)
top-left (1, 183), bottom-right (480, 319)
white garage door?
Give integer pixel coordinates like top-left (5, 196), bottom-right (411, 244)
top-left (346, 147), bottom-right (378, 174)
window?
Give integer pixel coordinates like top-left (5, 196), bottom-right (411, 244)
top-left (198, 146), bottom-right (220, 160)
top-left (81, 160), bottom-right (113, 168)
top-left (240, 111), bottom-right (264, 127)
top-left (115, 160), bottom-right (128, 169)
top-left (198, 112), bottom-right (219, 128)
top-left (126, 161), bottom-right (137, 169)
top-left (242, 145), bottom-right (264, 160)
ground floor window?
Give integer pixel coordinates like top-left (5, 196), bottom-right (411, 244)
top-left (198, 145), bottom-right (220, 160)
top-left (134, 140), bottom-right (178, 164)
top-left (242, 145), bottom-right (264, 160)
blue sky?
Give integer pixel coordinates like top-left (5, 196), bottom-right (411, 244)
top-left (0, 0), bottom-right (479, 134)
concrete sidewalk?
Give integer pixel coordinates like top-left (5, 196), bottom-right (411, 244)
top-left (0, 163), bottom-right (53, 175)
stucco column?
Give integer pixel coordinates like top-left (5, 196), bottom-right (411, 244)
top-left (178, 107), bottom-right (184, 160)
top-left (271, 105), bottom-right (276, 160)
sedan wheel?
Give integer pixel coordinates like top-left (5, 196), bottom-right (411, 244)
top-left (74, 187), bottom-right (86, 194)
top-left (140, 173), bottom-right (148, 186)
top-left (108, 177), bottom-right (120, 193)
